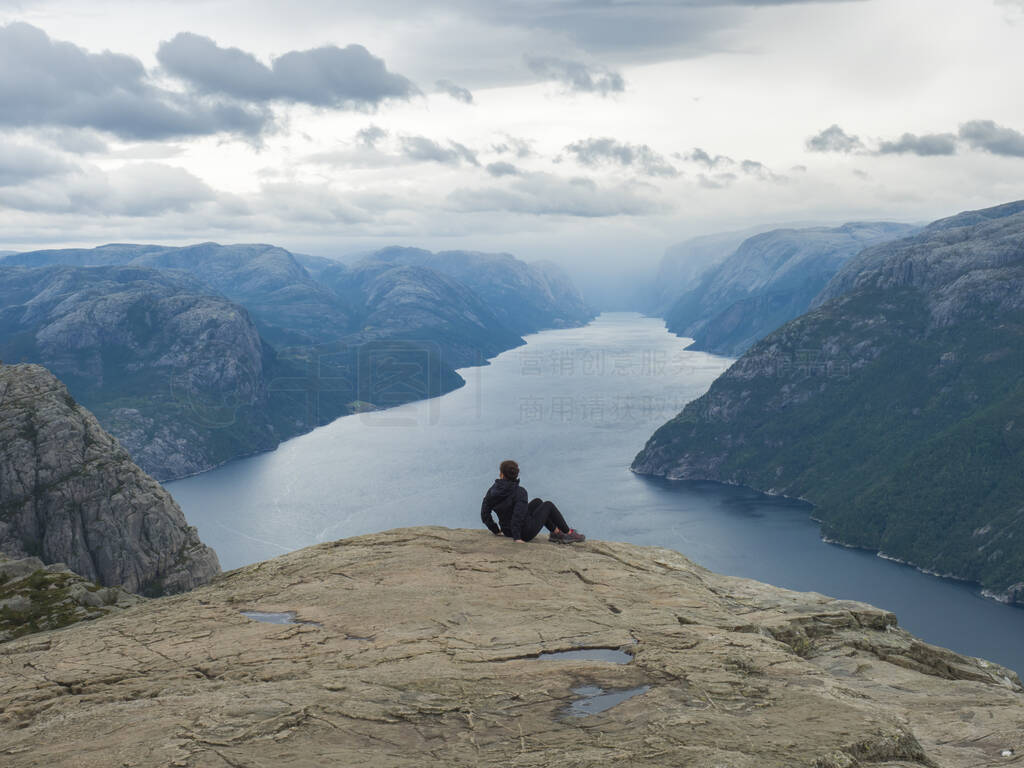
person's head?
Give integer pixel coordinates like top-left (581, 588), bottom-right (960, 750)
top-left (499, 459), bottom-right (519, 481)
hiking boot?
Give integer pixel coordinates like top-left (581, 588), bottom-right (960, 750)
top-left (562, 529), bottom-right (586, 543)
top-left (548, 531), bottom-right (567, 543)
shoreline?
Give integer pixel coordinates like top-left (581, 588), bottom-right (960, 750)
top-left (635, 467), bottom-right (1023, 610)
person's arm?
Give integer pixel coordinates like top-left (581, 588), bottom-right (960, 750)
top-left (481, 493), bottom-right (501, 535)
top-left (510, 488), bottom-right (528, 542)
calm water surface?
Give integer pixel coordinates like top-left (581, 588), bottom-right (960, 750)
top-left (168, 313), bottom-right (1024, 674)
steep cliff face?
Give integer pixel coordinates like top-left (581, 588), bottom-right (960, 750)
top-left (0, 528), bottom-right (1020, 767)
top-left (0, 364), bottom-right (221, 595)
top-left (665, 222), bottom-right (916, 356)
top-left (633, 201), bottom-right (1024, 599)
top-left (366, 247), bottom-right (596, 333)
top-left (0, 265), bottom-right (278, 479)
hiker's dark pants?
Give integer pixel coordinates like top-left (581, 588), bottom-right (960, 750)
top-left (521, 499), bottom-right (571, 542)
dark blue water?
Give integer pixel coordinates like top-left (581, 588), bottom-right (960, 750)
top-left (168, 313), bottom-right (1024, 674)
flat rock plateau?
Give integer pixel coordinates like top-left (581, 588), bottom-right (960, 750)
top-left (1, 527), bottom-right (1021, 767)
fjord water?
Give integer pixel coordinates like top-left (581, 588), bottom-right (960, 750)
top-left (168, 313), bottom-right (1024, 674)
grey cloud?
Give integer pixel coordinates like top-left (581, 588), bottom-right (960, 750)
top-left (0, 143), bottom-right (74, 187)
top-left (400, 136), bottom-right (480, 166)
top-left (959, 120), bottom-right (1024, 157)
top-left (525, 56), bottom-right (625, 95)
top-left (0, 162), bottom-right (215, 216)
top-left (492, 136), bottom-right (533, 158)
top-left (564, 138), bottom-right (678, 177)
top-left (258, 182), bottom-right (373, 224)
top-left (697, 172), bottom-right (737, 189)
top-left (876, 132), bottom-right (957, 156)
top-left (0, 23), bottom-right (269, 140)
top-left (486, 1), bottom-right (864, 64)
top-left (685, 147), bottom-right (734, 168)
top-left (739, 159), bottom-right (785, 182)
top-left (448, 172), bottom-right (668, 218)
top-left (157, 32), bottom-right (418, 108)
top-left (36, 127), bottom-right (109, 154)
top-left (806, 124), bottom-right (864, 153)
top-left (356, 125), bottom-right (388, 148)
top-left (435, 79), bottom-right (473, 103)
top-left (486, 161), bottom-right (520, 177)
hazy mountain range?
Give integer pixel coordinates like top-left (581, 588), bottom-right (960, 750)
top-left (660, 222), bottom-right (917, 356)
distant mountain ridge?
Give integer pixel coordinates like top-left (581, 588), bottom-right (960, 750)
top-left (664, 222), bottom-right (917, 356)
top-left (360, 246), bottom-right (595, 334)
top-left (647, 227), bottom-right (768, 316)
top-left (1, 242), bottom-right (594, 478)
top-left (633, 201), bottom-right (1024, 602)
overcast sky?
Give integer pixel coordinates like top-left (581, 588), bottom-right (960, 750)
top-left (1, 0), bottom-right (1023, 275)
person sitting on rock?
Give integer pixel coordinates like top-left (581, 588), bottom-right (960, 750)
top-left (480, 459), bottom-right (585, 544)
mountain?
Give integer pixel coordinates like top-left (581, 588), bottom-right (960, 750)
top-left (6, 243), bottom-right (353, 347)
top-left (633, 201), bottom-right (1024, 601)
top-left (1, 527), bottom-right (1020, 766)
top-left (664, 222), bottom-right (916, 356)
top-left (314, 261), bottom-right (523, 368)
top-left (646, 228), bottom-right (765, 315)
top-left (0, 264), bottom-right (283, 479)
top-left (364, 247), bottom-right (596, 333)
top-left (0, 243), bottom-right (592, 477)
top-left (0, 363), bottom-right (221, 595)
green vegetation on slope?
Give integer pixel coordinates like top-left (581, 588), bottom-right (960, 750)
top-left (634, 202), bottom-right (1024, 599)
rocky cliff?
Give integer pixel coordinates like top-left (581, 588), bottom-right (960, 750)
top-left (634, 201), bottom-right (1024, 600)
top-left (0, 527), bottom-right (1020, 767)
top-left (664, 222), bottom-right (916, 356)
top-left (0, 363), bottom-right (220, 595)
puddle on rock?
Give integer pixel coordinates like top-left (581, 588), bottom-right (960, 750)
top-left (538, 648), bottom-right (633, 664)
top-left (241, 611), bottom-right (320, 626)
top-left (563, 685), bottom-right (650, 718)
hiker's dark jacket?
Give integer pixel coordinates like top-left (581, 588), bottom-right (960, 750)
top-left (480, 478), bottom-right (528, 540)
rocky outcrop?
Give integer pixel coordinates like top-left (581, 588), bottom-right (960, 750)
top-left (664, 222), bottom-right (916, 355)
top-left (0, 527), bottom-right (1020, 767)
top-left (0, 364), bottom-right (220, 594)
top-left (634, 201), bottom-right (1024, 599)
top-left (0, 554), bottom-right (142, 642)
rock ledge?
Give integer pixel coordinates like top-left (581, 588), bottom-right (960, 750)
top-left (1, 527), bottom-right (1021, 767)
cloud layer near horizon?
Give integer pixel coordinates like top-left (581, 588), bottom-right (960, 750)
top-left (0, 0), bottom-right (1022, 275)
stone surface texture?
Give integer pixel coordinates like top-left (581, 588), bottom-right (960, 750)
top-left (1, 527), bottom-right (1020, 767)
